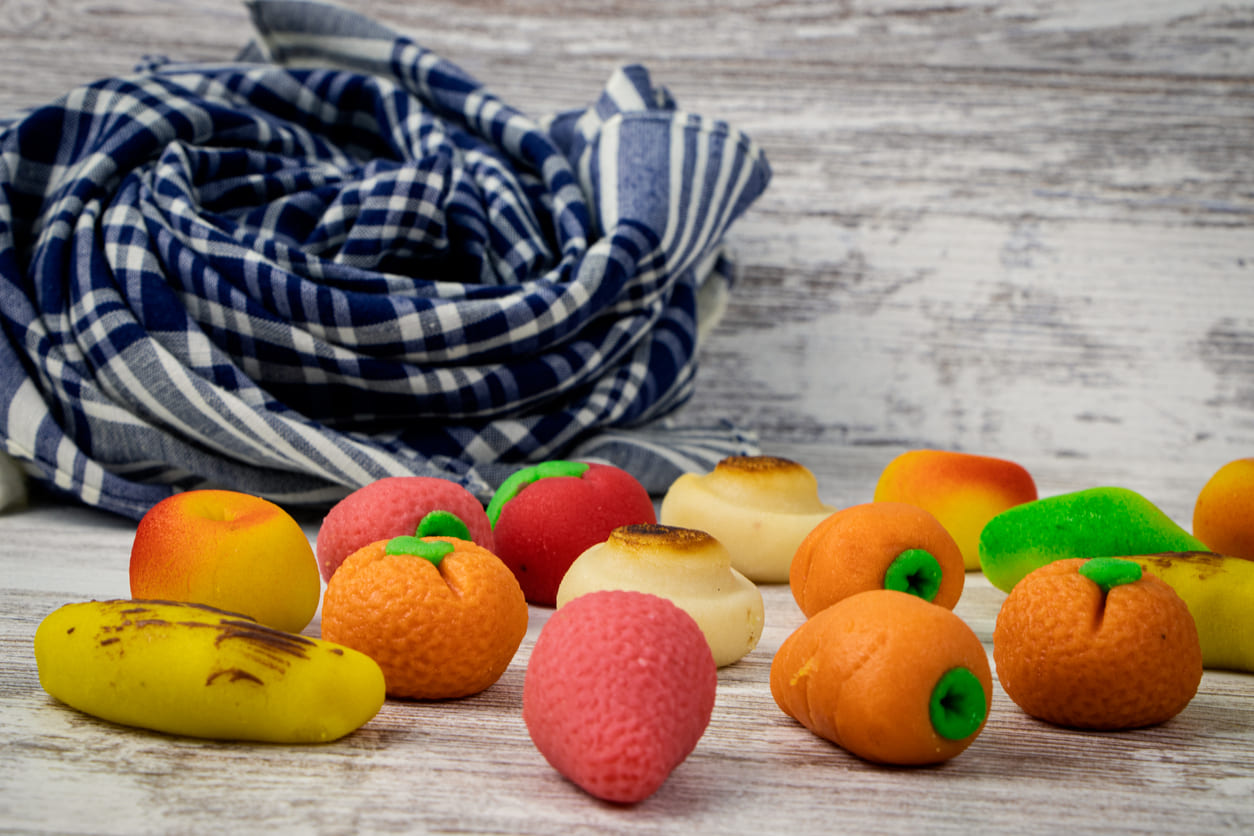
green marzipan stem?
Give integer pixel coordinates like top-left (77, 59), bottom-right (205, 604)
top-left (929, 666), bottom-right (987, 741)
top-left (416, 510), bottom-right (471, 541)
top-left (385, 536), bottom-right (455, 566)
top-left (485, 460), bottom-right (590, 526)
top-left (1078, 557), bottom-right (1143, 592)
top-left (883, 548), bottom-right (943, 601)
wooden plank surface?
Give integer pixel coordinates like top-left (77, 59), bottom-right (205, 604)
top-left (4, 500), bottom-right (1254, 834)
top-left (2, 0), bottom-right (1252, 833)
top-left (3, 502), bottom-right (1254, 835)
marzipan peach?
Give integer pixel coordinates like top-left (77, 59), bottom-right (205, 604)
top-left (130, 490), bottom-right (321, 633)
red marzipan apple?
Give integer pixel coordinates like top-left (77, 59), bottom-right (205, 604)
top-left (488, 462), bottom-right (656, 606)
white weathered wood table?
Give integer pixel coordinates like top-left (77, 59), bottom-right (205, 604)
top-left (1, 1), bottom-right (1252, 833)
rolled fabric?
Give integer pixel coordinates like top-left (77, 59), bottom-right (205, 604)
top-left (0, 0), bottom-right (769, 518)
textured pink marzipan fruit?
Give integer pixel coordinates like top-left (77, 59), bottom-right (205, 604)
top-left (523, 590), bottom-right (717, 804)
top-left (315, 477), bottom-right (494, 582)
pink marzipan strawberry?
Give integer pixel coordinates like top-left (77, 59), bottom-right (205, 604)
top-left (523, 589), bottom-right (716, 803)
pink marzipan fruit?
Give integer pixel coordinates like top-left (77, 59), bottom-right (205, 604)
top-left (316, 477), bottom-right (493, 582)
top-left (523, 590), bottom-right (716, 803)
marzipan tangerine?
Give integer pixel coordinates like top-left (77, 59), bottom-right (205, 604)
top-left (993, 557), bottom-right (1201, 730)
top-left (1192, 458), bottom-right (1254, 559)
top-left (321, 514), bottom-right (528, 700)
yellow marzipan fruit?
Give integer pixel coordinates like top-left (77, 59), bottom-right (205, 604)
top-left (34, 599), bottom-right (385, 743)
top-left (1128, 552), bottom-right (1254, 673)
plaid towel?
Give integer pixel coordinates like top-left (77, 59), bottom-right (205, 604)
top-left (0, 0), bottom-right (769, 519)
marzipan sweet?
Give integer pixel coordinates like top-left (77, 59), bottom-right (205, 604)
top-left (35, 599), bottom-right (385, 743)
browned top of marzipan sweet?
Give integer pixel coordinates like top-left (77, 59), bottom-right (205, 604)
top-left (611, 524), bottom-right (716, 552)
top-left (715, 455), bottom-right (803, 474)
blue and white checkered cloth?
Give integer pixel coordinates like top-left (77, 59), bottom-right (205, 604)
top-left (0, 0), bottom-right (769, 519)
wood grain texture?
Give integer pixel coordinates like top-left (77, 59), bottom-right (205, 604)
top-left (2, 503), bottom-right (1253, 834)
top-left (2, 0), bottom-right (1252, 832)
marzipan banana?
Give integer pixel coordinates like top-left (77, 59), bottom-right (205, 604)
top-left (1128, 553), bottom-right (1254, 673)
top-left (34, 599), bottom-right (386, 742)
